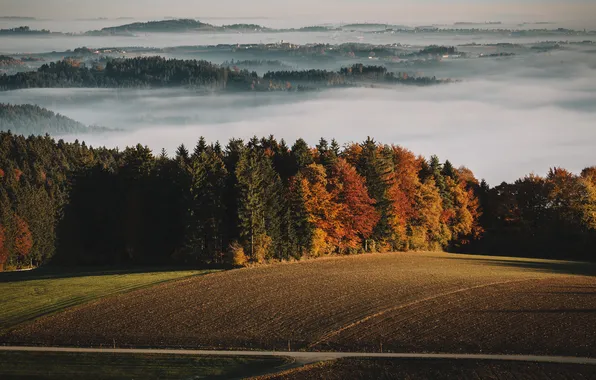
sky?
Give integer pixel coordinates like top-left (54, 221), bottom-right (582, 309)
top-left (2, 0), bottom-right (596, 25)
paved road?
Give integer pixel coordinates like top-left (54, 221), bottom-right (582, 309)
top-left (1, 346), bottom-right (595, 366)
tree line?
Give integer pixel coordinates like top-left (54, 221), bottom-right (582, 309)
top-left (265, 64), bottom-right (443, 86)
top-left (0, 132), bottom-right (594, 270)
top-left (0, 57), bottom-right (446, 92)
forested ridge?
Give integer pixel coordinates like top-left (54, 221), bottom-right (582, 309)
top-left (0, 132), bottom-right (594, 270)
top-left (0, 57), bottom-right (447, 92)
top-left (0, 104), bottom-right (112, 136)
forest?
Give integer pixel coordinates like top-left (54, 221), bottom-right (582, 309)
top-left (0, 26), bottom-right (51, 35)
top-left (0, 132), bottom-right (594, 270)
top-left (0, 104), bottom-right (113, 136)
top-left (264, 64), bottom-right (441, 85)
top-left (0, 57), bottom-right (447, 92)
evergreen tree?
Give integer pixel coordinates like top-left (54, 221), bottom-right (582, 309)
top-left (356, 138), bottom-right (395, 247)
top-left (291, 138), bottom-right (314, 176)
top-left (183, 148), bottom-right (228, 264)
top-left (236, 143), bottom-right (280, 262)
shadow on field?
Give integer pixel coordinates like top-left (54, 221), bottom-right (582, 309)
top-left (475, 309), bottom-right (596, 313)
top-left (0, 265), bottom-right (218, 283)
top-left (446, 255), bottom-right (596, 277)
top-left (536, 291), bottom-right (596, 296)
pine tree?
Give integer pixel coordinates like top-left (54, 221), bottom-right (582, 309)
top-left (14, 214), bottom-right (33, 264)
top-left (223, 139), bottom-right (245, 244)
top-left (356, 138), bottom-right (395, 247)
top-left (192, 137), bottom-right (207, 159)
top-left (175, 144), bottom-right (190, 167)
top-left (286, 174), bottom-right (314, 258)
top-left (0, 224), bottom-right (8, 270)
top-left (184, 149), bottom-right (228, 264)
top-left (330, 139), bottom-right (341, 158)
top-left (291, 138), bottom-right (314, 175)
top-left (442, 160), bottom-right (458, 181)
top-left (236, 144), bottom-right (281, 262)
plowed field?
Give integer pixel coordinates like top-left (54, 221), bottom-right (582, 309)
top-left (255, 358), bottom-right (596, 380)
top-left (3, 253), bottom-right (595, 357)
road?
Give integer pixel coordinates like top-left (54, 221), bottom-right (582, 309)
top-left (1, 346), bottom-right (595, 366)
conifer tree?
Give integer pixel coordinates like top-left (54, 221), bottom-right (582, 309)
top-left (236, 143), bottom-right (282, 262)
top-left (291, 138), bottom-right (314, 176)
top-left (356, 138), bottom-right (395, 247)
top-left (184, 148), bottom-right (228, 264)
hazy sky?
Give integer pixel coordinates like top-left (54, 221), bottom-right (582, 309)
top-left (2, 0), bottom-right (596, 24)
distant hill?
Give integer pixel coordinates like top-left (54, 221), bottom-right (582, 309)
top-left (88, 19), bottom-right (337, 35)
top-left (96, 19), bottom-right (217, 34)
top-left (0, 103), bottom-right (112, 136)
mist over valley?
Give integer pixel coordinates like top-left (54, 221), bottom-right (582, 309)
top-left (1, 17), bottom-right (595, 184)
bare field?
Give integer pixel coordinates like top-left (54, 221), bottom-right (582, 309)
top-left (2, 253), bottom-right (595, 357)
top-left (255, 358), bottom-right (596, 380)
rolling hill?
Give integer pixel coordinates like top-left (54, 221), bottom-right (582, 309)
top-left (0, 103), bottom-right (112, 136)
top-left (3, 252), bottom-right (595, 357)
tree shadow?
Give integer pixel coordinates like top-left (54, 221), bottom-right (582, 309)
top-left (474, 309), bottom-right (596, 313)
top-left (445, 254), bottom-right (596, 277)
top-left (528, 291), bottom-right (596, 296)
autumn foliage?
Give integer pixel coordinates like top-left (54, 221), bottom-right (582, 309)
top-left (1, 131), bottom-right (594, 268)
top-left (329, 158), bottom-right (379, 250)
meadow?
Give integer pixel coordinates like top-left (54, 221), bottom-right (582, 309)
top-left (0, 350), bottom-right (288, 380)
top-left (0, 268), bottom-right (214, 332)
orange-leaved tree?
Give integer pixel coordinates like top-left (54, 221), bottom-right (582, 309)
top-left (301, 163), bottom-right (343, 255)
top-left (329, 158), bottom-right (379, 250)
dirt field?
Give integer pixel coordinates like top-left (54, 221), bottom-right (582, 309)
top-left (255, 358), bottom-right (596, 380)
top-left (2, 253), bottom-right (595, 357)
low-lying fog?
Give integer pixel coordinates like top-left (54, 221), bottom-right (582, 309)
top-left (1, 18), bottom-right (595, 184)
top-left (1, 31), bottom-right (594, 55)
top-left (2, 75), bottom-right (594, 185)
top-left (1, 18), bottom-right (594, 34)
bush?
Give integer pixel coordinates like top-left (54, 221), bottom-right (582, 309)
top-left (252, 234), bottom-right (272, 264)
top-left (310, 228), bottom-right (334, 257)
top-left (228, 242), bottom-right (248, 267)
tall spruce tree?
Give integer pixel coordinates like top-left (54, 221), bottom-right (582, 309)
top-left (356, 138), bottom-right (395, 246)
top-left (236, 141), bottom-right (279, 262)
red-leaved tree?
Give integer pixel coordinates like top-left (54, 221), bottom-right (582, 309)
top-left (329, 158), bottom-right (379, 250)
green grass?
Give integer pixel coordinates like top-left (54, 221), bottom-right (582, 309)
top-left (0, 268), bottom-right (215, 332)
top-left (0, 351), bottom-right (289, 379)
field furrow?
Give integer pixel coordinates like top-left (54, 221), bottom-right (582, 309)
top-left (2, 253), bottom-right (595, 357)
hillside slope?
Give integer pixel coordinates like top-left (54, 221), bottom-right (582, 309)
top-left (0, 103), bottom-right (111, 136)
top-left (2, 252), bottom-right (595, 356)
